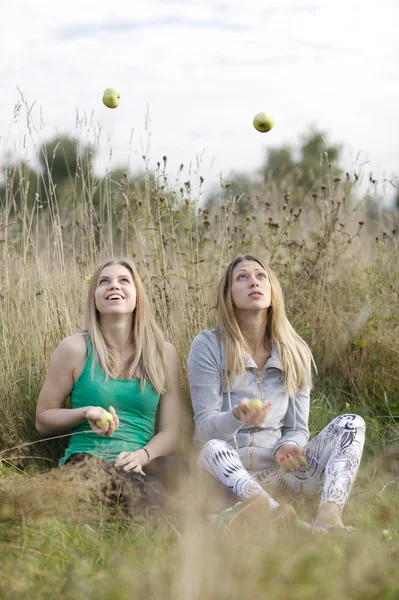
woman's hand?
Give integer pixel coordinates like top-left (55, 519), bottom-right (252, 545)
top-left (114, 449), bottom-right (148, 474)
top-left (233, 399), bottom-right (271, 426)
top-left (86, 405), bottom-right (119, 437)
top-left (275, 443), bottom-right (307, 472)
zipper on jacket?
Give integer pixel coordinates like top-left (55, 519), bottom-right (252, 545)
top-left (249, 369), bottom-right (263, 471)
top-left (256, 369), bottom-right (263, 402)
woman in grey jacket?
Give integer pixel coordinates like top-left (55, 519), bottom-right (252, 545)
top-left (187, 254), bottom-right (365, 531)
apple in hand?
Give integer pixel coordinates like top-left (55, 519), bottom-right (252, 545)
top-left (247, 398), bottom-right (264, 411)
top-left (102, 88), bottom-right (120, 109)
top-left (95, 409), bottom-right (113, 428)
top-left (253, 112), bottom-right (274, 133)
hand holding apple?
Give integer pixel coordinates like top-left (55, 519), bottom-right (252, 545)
top-left (95, 409), bottom-right (113, 429)
top-left (86, 405), bottom-right (119, 437)
top-left (233, 398), bottom-right (271, 426)
top-left (246, 398), bottom-right (264, 412)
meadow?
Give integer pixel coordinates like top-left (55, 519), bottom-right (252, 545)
top-left (0, 119), bottom-right (398, 599)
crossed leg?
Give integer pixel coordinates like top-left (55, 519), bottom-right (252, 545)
top-left (199, 414), bottom-right (366, 528)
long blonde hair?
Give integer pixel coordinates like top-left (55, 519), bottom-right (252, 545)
top-left (85, 258), bottom-right (167, 393)
top-left (217, 254), bottom-right (316, 396)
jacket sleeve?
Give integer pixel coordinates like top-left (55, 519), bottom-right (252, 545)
top-left (273, 385), bottom-right (310, 455)
top-left (187, 331), bottom-right (243, 444)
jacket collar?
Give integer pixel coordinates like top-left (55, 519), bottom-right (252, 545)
top-left (243, 340), bottom-right (283, 371)
top-left (216, 328), bottom-right (283, 372)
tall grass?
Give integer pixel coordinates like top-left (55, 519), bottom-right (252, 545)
top-left (0, 107), bottom-right (398, 598)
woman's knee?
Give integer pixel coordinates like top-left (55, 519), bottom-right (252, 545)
top-left (201, 439), bottom-right (231, 457)
top-left (336, 414), bottom-right (366, 430)
top-left (198, 439), bottom-right (232, 469)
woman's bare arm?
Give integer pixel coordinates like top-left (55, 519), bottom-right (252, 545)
top-left (114, 342), bottom-right (182, 472)
top-left (145, 342), bottom-right (182, 458)
top-left (36, 335), bottom-right (118, 436)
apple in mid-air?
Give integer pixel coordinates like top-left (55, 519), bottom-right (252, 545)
top-left (96, 409), bottom-right (114, 428)
top-left (102, 88), bottom-right (120, 109)
top-left (247, 399), bottom-right (264, 411)
top-left (253, 112), bottom-right (274, 133)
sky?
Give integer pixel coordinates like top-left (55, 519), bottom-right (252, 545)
top-left (1, 0), bottom-right (398, 202)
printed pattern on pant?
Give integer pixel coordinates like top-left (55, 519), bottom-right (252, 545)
top-left (254, 414), bottom-right (366, 511)
top-left (199, 438), bottom-right (279, 508)
top-left (200, 414), bottom-right (365, 513)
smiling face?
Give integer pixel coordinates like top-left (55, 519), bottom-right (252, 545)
top-left (94, 264), bottom-right (137, 317)
top-left (230, 260), bottom-right (272, 312)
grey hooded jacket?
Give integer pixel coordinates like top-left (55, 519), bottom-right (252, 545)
top-left (187, 328), bottom-right (310, 472)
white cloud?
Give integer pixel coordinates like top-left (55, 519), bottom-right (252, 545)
top-left (0, 0), bottom-right (398, 201)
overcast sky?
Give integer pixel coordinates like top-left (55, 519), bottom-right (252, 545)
top-left (1, 0), bottom-right (398, 201)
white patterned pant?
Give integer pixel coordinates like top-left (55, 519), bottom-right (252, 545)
top-left (199, 414), bottom-right (366, 513)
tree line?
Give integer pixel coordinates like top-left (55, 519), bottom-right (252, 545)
top-left (0, 130), bottom-right (397, 213)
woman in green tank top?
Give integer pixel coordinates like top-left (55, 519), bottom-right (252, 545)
top-left (36, 258), bottom-right (183, 508)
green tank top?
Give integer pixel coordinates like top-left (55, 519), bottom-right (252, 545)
top-left (59, 336), bottom-right (161, 465)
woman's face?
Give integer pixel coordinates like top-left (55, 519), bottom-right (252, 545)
top-left (94, 264), bottom-right (137, 316)
top-left (230, 260), bottom-right (271, 312)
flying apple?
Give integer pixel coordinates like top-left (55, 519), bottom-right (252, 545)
top-left (102, 88), bottom-right (120, 109)
top-left (95, 409), bottom-right (114, 428)
top-left (253, 112), bottom-right (274, 133)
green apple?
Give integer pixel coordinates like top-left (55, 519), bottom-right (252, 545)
top-left (253, 112), bottom-right (274, 133)
top-left (95, 409), bottom-right (113, 428)
top-left (248, 399), bottom-right (264, 411)
top-left (102, 88), bottom-right (120, 109)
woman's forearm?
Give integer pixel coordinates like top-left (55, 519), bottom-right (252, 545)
top-left (194, 408), bottom-right (242, 443)
top-left (36, 407), bottom-right (90, 436)
top-left (143, 430), bottom-right (178, 461)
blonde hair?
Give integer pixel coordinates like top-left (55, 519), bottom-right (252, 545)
top-left (217, 254), bottom-right (316, 396)
top-left (85, 258), bottom-right (168, 393)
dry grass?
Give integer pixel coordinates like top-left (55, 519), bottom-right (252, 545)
top-left (0, 456), bottom-right (398, 600)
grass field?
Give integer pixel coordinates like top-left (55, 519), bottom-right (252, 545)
top-left (0, 121), bottom-right (398, 598)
